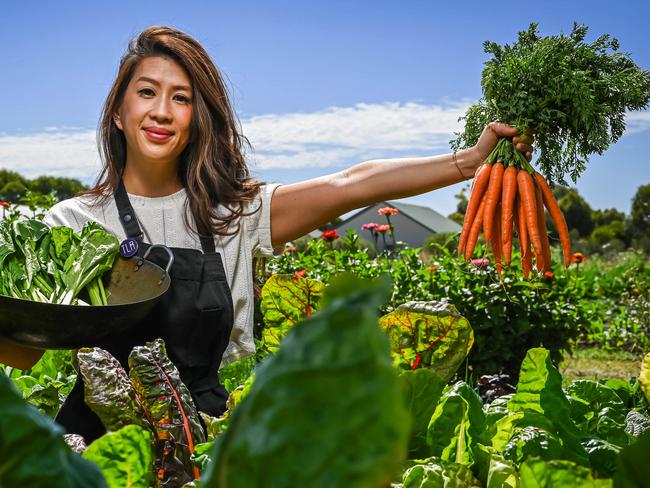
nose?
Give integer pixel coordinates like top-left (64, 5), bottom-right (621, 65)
top-left (149, 95), bottom-right (173, 122)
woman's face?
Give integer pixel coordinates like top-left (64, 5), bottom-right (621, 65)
top-left (114, 56), bottom-right (193, 171)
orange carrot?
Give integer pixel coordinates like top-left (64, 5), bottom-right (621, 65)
top-left (534, 172), bottom-right (572, 268)
top-left (517, 170), bottom-right (543, 266)
top-left (501, 165), bottom-right (518, 266)
top-left (491, 202), bottom-right (503, 279)
top-left (514, 204), bottom-right (532, 279)
top-left (534, 180), bottom-right (552, 272)
top-left (458, 163), bottom-right (492, 256)
top-left (465, 193), bottom-right (487, 261)
top-left (516, 193), bottom-right (530, 262)
top-left (483, 162), bottom-right (504, 241)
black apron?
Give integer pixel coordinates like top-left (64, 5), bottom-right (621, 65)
top-left (55, 182), bottom-right (234, 442)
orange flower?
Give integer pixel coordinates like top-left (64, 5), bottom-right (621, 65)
top-left (0, 201), bottom-right (9, 209)
top-left (321, 229), bottom-right (340, 242)
top-left (544, 271), bottom-right (555, 282)
top-left (376, 224), bottom-right (391, 233)
top-left (428, 264), bottom-right (437, 272)
top-left (378, 207), bottom-right (398, 216)
top-left (284, 245), bottom-right (298, 253)
top-left (572, 252), bottom-right (587, 264)
top-left (294, 269), bottom-right (307, 279)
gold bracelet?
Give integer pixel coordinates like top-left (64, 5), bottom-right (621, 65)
top-left (452, 151), bottom-right (466, 179)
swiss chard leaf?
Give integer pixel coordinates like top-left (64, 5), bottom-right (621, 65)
top-left (202, 275), bottom-right (411, 488)
top-left (507, 348), bottom-right (590, 467)
top-left (82, 424), bottom-right (154, 488)
top-left (0, 373), bottom-right (107, 487)
top-left (519, 458), bottom-right (612, 487)
top-left (395, 457), bottom-right (482, 487)
top-left (60, 224), bottom-right (119, 304)
top-left (379, 300), bottom-right (474, 381)
top-left (259, 273), bottom-right (324, 354)
top-left (567, 380), bottom-right (629, 447)
top-left (399, 368), bottom-right (445, 458)
top-left (77, 347), bottom-right (147, 432)
top-left (426, 381), bottom-right (487, 467)
top-left (128, 338), bottom-right (206, 482)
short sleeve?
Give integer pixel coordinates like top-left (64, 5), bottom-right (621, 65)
top-left (247, 183), bottom-right (283, 258)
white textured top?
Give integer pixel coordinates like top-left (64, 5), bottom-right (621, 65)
top-left (44, 184), bottom-right (282, 366)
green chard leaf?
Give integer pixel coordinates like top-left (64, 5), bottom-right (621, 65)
top-left (395, 457), bottom-right (482, 487)
top-left (0, 219), bottom-right (15, 266)
top-left (259, 273), bottom-right (325, 354)
top-left (399, 368), bottom-right (446, 458)
top-left (566, 380), bottom-right (629, 447)
top-left (507, 348), bottom-right (590, 467)
top-left (486, 454), bottom-right (519, 488)
top-left (82, 424), bottom-right (154, 488)
top-left (60, 223), bottom-right (119, 304)
top-left (613, 428), bottom-right (650, 487)
top-left (202, 275), bottom-right (411, 488)
top-left (379, 300), bottom-right (474, 381)
top-left (0, 373), bottom-right (107, 487)
top-left (519, 458), bottom-right (612, 487)
top-left (426, 381), bottom-right (487, 467)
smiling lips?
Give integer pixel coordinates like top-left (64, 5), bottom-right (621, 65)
top-left (143, 127), bottom-right (173, 141)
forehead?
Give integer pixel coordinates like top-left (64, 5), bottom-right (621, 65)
top-left (131, 55), bottom-right (192, 88)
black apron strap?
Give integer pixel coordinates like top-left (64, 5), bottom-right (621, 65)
top-left (115, 180), bottom-right (144, 240)
top-left (114, 180), bottom-right (215, 254)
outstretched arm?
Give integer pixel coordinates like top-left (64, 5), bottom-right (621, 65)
top-left (270, 123), bottom-right (533, 247)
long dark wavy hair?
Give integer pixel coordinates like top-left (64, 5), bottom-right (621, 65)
top-left (84, 26), bottom-right (263, 237)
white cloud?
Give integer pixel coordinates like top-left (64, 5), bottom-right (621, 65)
top-left (0, 129), bottom-right (100, 182)
top-left (1, 102), bottom-right (648, 180)
top-left (243, 101), bottom-right (472, 169)
top-left (626, 109), bottom-right (650, 135)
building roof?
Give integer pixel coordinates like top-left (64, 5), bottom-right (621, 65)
top-left (342, 200), bottom-right (461, 233)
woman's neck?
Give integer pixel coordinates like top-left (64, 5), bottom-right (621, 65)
top-left (122, 163), bottom-right (183, 197)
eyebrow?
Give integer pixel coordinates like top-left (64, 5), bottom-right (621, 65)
top-left (135, 76), bottom-right (192, 92)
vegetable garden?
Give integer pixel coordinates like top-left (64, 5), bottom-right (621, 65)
top-left (2, 22), bottom-right (650, 487)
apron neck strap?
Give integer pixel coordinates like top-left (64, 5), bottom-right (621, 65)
top-left (114, 180), bottom-right (216, 254)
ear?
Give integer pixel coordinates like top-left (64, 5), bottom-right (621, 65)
top-left (113, 113), bottom-right (123, 131)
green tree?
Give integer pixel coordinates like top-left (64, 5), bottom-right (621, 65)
top-left (556, 188), bottom-right (594, 237)
top-left (29, 176), bottom-right (86, 201)
top-left (0, 181), bottom-right (28, 202)
top-left (447, 185), bottom-right (469, 226)
top-left (628, 183), bottom-right (650, 253)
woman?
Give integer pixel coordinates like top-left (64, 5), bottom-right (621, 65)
top-left (1, 26), bottom-right (532, 441)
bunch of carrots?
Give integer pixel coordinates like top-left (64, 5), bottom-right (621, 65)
top-left (457, 137), bottom-right (571, 279)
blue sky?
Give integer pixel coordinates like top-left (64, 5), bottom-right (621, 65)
top-left (1, 0), bottom-right (649, 217)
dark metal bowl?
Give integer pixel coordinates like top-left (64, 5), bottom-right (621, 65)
top-left (0, 255), bottom-right (170, 349)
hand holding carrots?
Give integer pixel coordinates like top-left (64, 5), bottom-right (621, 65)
top-left (457, 123), bottom-right (572, 279)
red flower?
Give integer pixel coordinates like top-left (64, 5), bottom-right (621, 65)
top-left (321, 229), bottom-right (340, 242)
top-left (428, 264), bottom-right (437, 272)
top-left (0, 201), bottom-right (9, 209)
top-left (378, 207), bottom-right (399, 216)
top-left (294, 269), bottom-right (307, 279)
top-left (361, 222), bottom-right (379, 231)
top-left (572, 252), bottom-right (587, 264)
top-left (284, 245), bottom-right (298, 253)
top-left (544, 271), bottom-right (555, 282)
top-left (376, 224), bottom-right (391, 233)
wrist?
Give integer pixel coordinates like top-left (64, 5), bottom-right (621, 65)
top-left (453, 148), bottom-right (479, 180)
